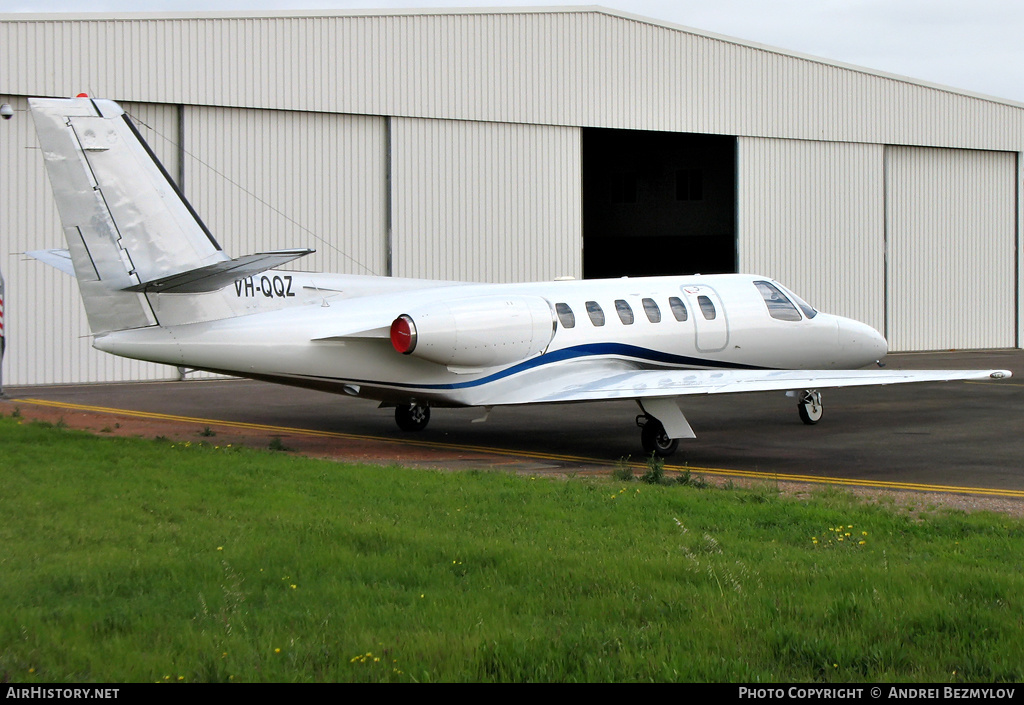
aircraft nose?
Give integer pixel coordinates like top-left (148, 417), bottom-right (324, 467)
top-left (837, 317), bottom-right (888, 364)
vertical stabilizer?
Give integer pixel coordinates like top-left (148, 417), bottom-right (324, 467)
top-left (30, 97), bottom-right (229, 334)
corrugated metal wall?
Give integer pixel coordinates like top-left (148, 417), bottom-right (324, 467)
top-left (885, 146), bottom-right (1017, 351)
top-left (1, 97), bottom-right (181, 385)
top-left (2, 10), bottom-right (1023, 151)
top-left (739, 137), bottom-right (1019, 350)
top-left (390, 117), bottom-right (581, 282)
top-left (737, 137), bottom-right (885, 331)
top-left (184, 106), bottom-right (388, 277)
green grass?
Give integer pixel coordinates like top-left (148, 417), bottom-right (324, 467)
top-left (1, 415), bottom-right (1023, 682)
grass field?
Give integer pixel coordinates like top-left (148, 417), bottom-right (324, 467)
top-left (1, 413), bottom-right (1022, 683)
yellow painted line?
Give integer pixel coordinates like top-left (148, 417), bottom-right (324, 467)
top-left (16, 397), bottom-right (603, 465)
top-left (15, 397), bottom-right (1024, 500)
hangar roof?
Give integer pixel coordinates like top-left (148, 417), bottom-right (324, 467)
top-left (2, 6), bottom-right (1023, 150)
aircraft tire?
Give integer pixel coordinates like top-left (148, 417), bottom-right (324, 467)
top-left (396, 403), bottom-right (431, 432)
top-left (641, 419), bottom-right (679, 457)
top-left (797, 390), bottom-right (823, 425)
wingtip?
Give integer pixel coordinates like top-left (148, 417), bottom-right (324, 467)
top-left (990, 370), bottom-right (1013, 380)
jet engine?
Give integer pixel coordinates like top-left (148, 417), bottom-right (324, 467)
top-left (390, 295), bottom-right (556, 368)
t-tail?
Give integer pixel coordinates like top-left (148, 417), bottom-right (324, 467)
top-left (29, 97), bottom-right (311, 335)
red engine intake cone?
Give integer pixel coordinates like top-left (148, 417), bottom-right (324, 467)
top-left (390, 315), bottom-right (417, 354)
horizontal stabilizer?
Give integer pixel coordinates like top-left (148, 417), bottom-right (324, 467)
top-left (123, 249), bottom-right (314, 293)
top-left (26, 248), bottom-right (76, 276)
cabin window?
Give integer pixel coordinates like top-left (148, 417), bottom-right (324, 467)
top-left (754, 281), bottom-right (802, 321)
top-left (555, 303), bottom-right (575, 328)
top-left (669, 297), bottom-right (688, 321)
top-left (697, 295), bottom-right (717, 320)
top-left (641, 298), bottom-right (661, 323)
top-left (614, 300), bottom-right (634, 325)
top-left (585, 301), bottom-right (606, 326)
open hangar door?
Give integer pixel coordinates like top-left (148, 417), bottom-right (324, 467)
top-left (885, 146), bottom-right (1017, 351)
top-left (582, 129), bottom-right (736, 278)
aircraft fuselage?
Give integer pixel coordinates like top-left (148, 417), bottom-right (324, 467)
top-left (95, 272), bottom-right (887, 408)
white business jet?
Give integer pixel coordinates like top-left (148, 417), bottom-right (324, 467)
top-left (27, 97), bottom-right (1012, 456)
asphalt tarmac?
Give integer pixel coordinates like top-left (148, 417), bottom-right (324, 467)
top-left (6, 350), bottom-right (1023, 493)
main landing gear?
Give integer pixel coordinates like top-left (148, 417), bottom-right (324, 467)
top-left (395, 403), bottom-right (430, 432)
top-left (797, 389), bottom-right (822, 425)
top-left (634, 399), bottom-right (695, 458)
top-left (637, 414), bottom-right (679, 458)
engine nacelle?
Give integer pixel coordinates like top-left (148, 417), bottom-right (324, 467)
top-left (390, 295), bottom-right (556, 368)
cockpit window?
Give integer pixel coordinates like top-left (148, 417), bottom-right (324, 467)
top-left (585, 301), bottom-right (606, 326)
top-left (754, 281), bottom-right (802, 321)
top-left (697, 295), bottom-right (717, 320)
top-left (614, 299), bottom-right (634, 325)
top-left (555, 303), bottom-right (575, 328)
top-left (779, 283), bottom-right (818, 319)
top-left (668, 297), bottom-right (688, 321)
top-left (641, 298), bottom-right (661, 323)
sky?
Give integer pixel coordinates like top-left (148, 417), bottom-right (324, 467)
top-left (2, 0), bottom-right (1023, 104)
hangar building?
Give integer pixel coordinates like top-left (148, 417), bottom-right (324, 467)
top-left (1, 7), bottom-right (1022, 386)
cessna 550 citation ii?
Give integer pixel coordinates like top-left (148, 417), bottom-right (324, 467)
top-left (27, 97), bottom-right (1012, 456)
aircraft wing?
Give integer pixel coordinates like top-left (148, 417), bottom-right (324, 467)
top-left (485, 364), bottom-right (1012, 405)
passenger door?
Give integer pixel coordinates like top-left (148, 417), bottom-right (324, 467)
top-left (681, 285), bottom-right (729, 352)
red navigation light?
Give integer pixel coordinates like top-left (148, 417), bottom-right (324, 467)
top-left (390, 315), bottom-right (417, 354)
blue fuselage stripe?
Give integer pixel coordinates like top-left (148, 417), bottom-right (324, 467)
top-left (305, 342), bottom-right (768, 391)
